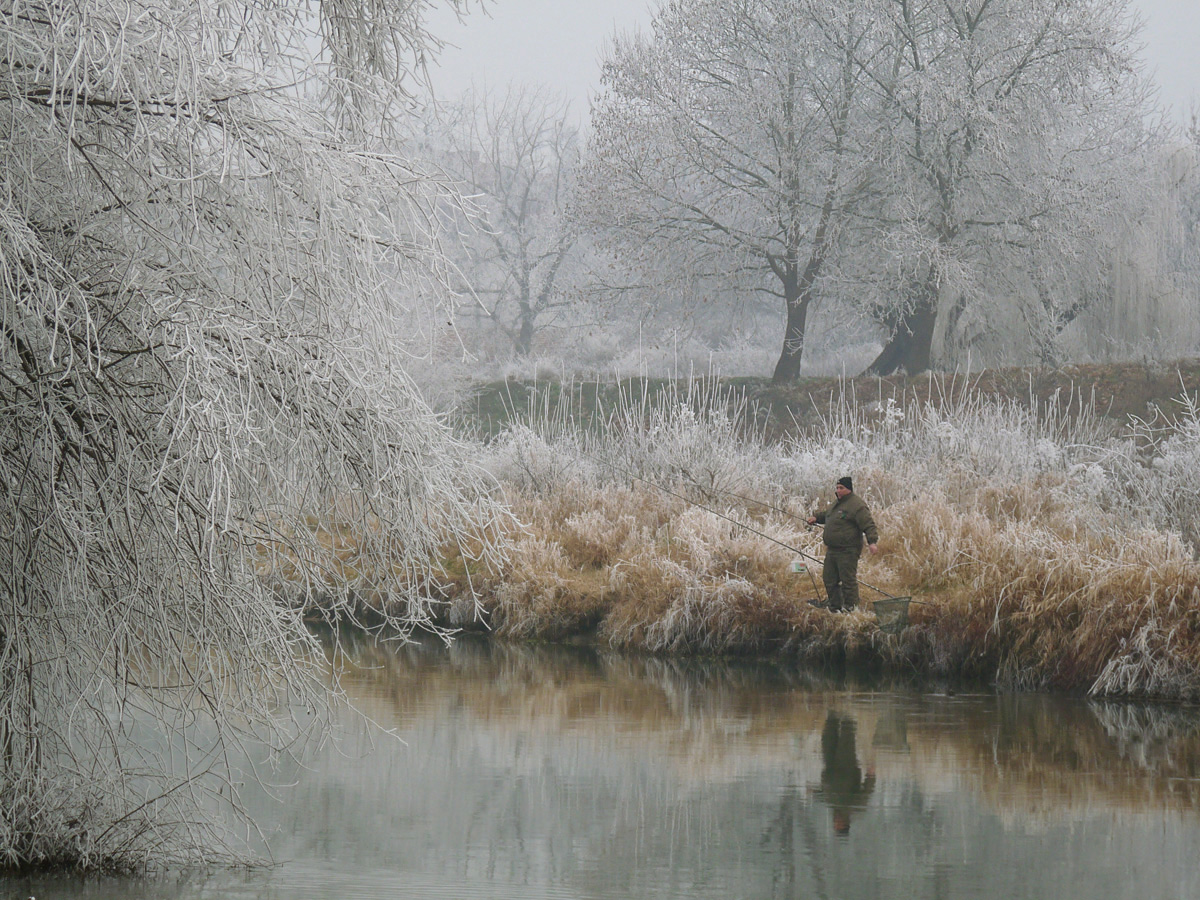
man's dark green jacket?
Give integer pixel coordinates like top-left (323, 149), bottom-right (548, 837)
top-left (815, 493), bottom-right (879, 551)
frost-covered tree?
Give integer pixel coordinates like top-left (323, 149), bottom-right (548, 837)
top-left (581, 0), bottom-right (878, 382)
top-left (0, 0), bottom-right (504, 870)
top-left (423, 86), bottom-right (581, 359)
top-left (854, 0), bottom-right (1154, 374)
top-left (1082, 136), bottom-right (1200, 359)
top-left (583, 0), bottom-right (1154, 378)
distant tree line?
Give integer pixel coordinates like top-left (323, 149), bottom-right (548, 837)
top-left (420, 0), bottom-right (1198, 381)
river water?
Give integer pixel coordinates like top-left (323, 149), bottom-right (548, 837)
top-left (6, 637), bottom-right (1200, 900)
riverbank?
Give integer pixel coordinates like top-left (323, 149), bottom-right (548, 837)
top-left (303, 365), bottom-right (1200, 701)
top-left (443, 368), bottom-right (1200, 701)
top-left (430, 476), bottom-right (1200, 700)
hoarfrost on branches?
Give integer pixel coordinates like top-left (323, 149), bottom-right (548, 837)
top-left (581, 0), bottom-right (876, 382)
top-left (858, 0), bottom-right (1155, 374)
top-left (420, 85), bottom-right (583, 360)
top-left (582, 0), bottom-right (1157, 379)
top-left (0, 0), bottom-right (505, 870)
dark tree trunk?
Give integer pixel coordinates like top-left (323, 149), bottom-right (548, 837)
top-left (867, 293), bottom-right (938, 376)
top-left (867, 259), bottom-right (945, 376)
top-left (770, 190), bottom-right (836, 383)
top-left (772, 283), bottom-right (811, 382)
top-left (515, 306), bottom-right (534, 356)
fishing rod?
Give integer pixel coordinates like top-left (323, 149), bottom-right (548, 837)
top-left (572, 446), bottom-right (905, 602)
top-left (672, 467), bottom-right (928, 606)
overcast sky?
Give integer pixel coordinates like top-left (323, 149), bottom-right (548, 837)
top-left (426, 0), bottom-right (1199, 126)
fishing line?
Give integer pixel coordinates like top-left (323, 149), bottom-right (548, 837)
top-left (674, 469), bottom-right (808, 523)
top-left (569, 445), bottom-right (905, 601)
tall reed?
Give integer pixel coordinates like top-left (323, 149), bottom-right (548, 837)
top-left (464, 375), bottom-right (1200, 700)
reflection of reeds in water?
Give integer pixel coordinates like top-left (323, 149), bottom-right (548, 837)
top-left (948, 696), bottom-right (1200, 828)
top-left (332, 638), bottom-right (1200, 823)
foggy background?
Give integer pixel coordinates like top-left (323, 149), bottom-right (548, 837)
top-left (427, 0), bottom-right (1199, 125)
top-left (408, 0), bottom-right (1200, 387)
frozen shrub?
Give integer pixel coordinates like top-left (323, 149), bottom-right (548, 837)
top-left (479, 425), bottom-right (594, 495)
top-left (593, 382), bottom-right (758, 501)
top-left (1114, 391), bottom-right (1200, 551)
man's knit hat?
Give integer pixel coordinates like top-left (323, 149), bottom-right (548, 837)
top-left (836, 476), bottom-right (853, 492)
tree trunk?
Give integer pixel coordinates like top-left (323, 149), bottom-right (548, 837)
top-left (867, 293), bottom-right (938, 376)
top-left (772, 282), bottom-right (811, 382)
top-left (771, 189), bottom-right (837, 383)
top-left (515, 305), bottom-right (534, 356)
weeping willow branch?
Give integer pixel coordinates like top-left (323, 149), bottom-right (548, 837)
top-left (0, 0), bottom-right (505, 871)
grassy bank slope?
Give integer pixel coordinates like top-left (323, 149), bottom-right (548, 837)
top-left (436, 373), bottom-right (1200, 700)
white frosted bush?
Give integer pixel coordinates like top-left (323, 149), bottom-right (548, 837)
top-left (478, 424), bottom-right (595, 495)
top-left (485, 375), bottom-right (1200, 562)
top-left (1069, 462), bottom-right (1114, 502)
top-left (1120, 394), bottom-right (1200, 549)
top-left (600, 395), bottom-right (749, 497)
top-left (0, 0), bottom-right (503, 870)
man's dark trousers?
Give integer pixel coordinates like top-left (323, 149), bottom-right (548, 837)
top-left (822, 547), bottom-right (862, 611)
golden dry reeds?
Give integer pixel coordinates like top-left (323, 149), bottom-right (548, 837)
top-left (407, 462), bottom-right (1200, 701)
top-left (879, 492), bottom-right (1200, 698)
top-left (451, 378), bottom-right (1200, 700)
top-left (467, 475), bottom-right (1200, 699)
top-left (451, 479), bottom-right (906, 667)
top-left (286, 376), bottom-right (1200, 701)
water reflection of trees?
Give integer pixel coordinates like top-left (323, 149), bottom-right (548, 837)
top-left (232, 637), bottom-right (1200, 900)
top-left (333, 635), bottom-right (1200, 817)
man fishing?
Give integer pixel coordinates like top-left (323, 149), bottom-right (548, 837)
top-left (806, 476), bottom-right (879, 612)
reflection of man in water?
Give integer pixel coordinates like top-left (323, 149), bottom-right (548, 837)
top-left (818, 711), bottom-right (875, 835)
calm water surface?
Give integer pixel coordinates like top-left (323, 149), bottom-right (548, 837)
top-left (7, 637), bottom-right (1200, 900)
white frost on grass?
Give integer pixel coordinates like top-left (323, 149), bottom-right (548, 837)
top-left (480, 377), bottom-right (1200, 557)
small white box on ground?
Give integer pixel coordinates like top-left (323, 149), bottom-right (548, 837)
top-left (790, 559), bottom-right (807, 574)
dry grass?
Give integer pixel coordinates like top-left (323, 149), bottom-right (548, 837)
top-left (448, 480), bottom-right (916, 669)
top-left (440, 377), bottom-right (1200, 700)
top-left (876, 494), bottom-right (1200, 698)
top-left (460, 479), bottom-right (1200, 699)
top-left (288, 377), bottom-right (1200, 700)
